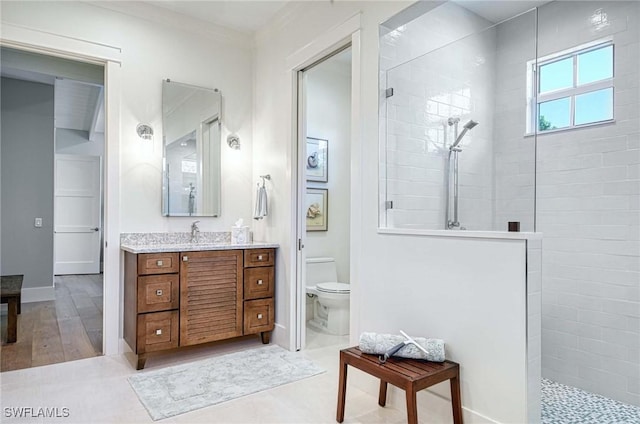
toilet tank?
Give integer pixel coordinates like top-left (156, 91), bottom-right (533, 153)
top-left (306, 257), bottom-right (338, 285)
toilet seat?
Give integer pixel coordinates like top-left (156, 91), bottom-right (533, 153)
top-left (316, 282), bottom-right (350, 294)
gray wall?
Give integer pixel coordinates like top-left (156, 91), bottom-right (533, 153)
top-left (1, 77), bottom-right (54, 289)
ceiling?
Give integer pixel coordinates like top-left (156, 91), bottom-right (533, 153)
top-left (1, 66), bottom-right (104, 135)
top-left (54, 79), bottom-right (103, 133)
top-left (1, 47), bottom-right (104, 136)
top-left (143, 0), bottom-right (290, 33)
top-left (141, 1), bottom-right (551, 33)
top-left (454, 1), bottom-right (550, 23)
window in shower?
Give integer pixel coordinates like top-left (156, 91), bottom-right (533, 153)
top-left (528, 40), bottom-right (614, 133)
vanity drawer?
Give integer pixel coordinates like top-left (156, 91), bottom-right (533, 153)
top-left (137, 310), bottom-right (179, 353)
top-left (243, 267), bottom-right (274, 300)
top-left (138, 253), bottom-right (179, 275)
top-left (244, 249), bottom-right (274, 268)
top-left (137, 274), bottom-right (179, 313)
top-left (243, 298), bottom-right (274, 335)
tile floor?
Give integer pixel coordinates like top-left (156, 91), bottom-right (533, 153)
top-left (2, 330), bottom-right (639, 423)
top-left (0, 329), bottom-right (412, 424)
top-left (541, 378), bottom-right (640, 424)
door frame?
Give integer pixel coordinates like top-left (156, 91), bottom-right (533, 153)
top-left (287, 14), bottom-right (362, 350)
top-left (0, 23), bottom-right (122, 356)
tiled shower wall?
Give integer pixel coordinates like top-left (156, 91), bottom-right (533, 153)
top-left (496, 1), bottom-right (640, 406)
top-left (492, 12), bottom-right (537, 232)
top-left (380, 3), bottom-right (497, 230)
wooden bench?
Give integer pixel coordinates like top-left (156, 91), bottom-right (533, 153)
top-left (337, 346), bottom-right (462, 424)
top-left (1, 275), bottom-right (23, 343)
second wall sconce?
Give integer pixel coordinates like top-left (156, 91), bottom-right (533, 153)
top-left (136, 123), bottom-right (154, 141)
top-left (227, 134), bottom-right (241, 150)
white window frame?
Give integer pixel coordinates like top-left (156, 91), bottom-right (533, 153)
top-left (526, 38), bottom-right (615, 135)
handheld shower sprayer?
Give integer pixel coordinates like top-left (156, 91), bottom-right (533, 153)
top-left (450, 120), bottom-right (478, 150)
top-left (445, 118), bottom-right (479, 230)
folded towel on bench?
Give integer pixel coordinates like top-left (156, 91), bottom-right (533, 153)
top-left (359, 332), bottom-right (445, 362)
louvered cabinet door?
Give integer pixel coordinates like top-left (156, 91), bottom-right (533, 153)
top-left (179, 250), bottom-right (243, 346)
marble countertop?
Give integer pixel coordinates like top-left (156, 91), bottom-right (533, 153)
top-left (120, 232), bottom-right (278, 254)
top-left (120, 241), bottom-right (279, 254)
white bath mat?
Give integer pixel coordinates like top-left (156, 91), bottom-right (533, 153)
top-left (128, 345), bottom-right (325, 420)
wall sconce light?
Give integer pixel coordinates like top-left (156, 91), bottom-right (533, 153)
top-left (227, 134), bottom-right (240, 150)
top-left (136, 123), bottom-right (154, 141)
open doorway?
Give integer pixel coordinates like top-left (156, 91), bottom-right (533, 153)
top-left (0, 47), bottom-right (105, 370)
top-left (297, 46), bottom-right (352, 350)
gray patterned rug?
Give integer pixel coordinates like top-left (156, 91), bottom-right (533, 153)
top-left (128, 345), bottom-right (325, 420)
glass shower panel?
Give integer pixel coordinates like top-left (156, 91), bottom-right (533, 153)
top-left (382, 7), bottom-right (537, 232)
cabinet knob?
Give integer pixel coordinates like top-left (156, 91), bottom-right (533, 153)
top-left (156, 260), bottom-right (163, 266)
top-left (156, 289), bottom-right (163, 296)
top-left (155, 329), bottom-right (162, 336)
top-left (257, 313), bottom-right (263, 320)
top-left (182, 256), bottom-right (188, 262)
top-left (257, 279), bottom-right (263, 285)
top-left (257, 255), bottom-right (263, 261)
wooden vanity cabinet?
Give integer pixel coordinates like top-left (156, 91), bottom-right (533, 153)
top-left (242, 249), bottom-right (275, 343)
top-left (179, 250), bottom-right (243, 346)
top-left (124, 248), bottom-right (275, 370)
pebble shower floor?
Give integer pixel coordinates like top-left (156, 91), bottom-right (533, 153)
top-left (542, 378), bottom-right (640, 424)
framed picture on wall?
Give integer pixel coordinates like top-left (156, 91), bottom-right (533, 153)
top-left (306, 188), bottom-right (328, 231)
top-left (306, 137), bottom-right (328, 182)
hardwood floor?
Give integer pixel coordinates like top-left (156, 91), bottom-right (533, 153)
top-left (0, 274), bottom-right (103, 372)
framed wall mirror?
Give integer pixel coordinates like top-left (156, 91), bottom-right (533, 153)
top-left (162, 79), bottom-right (221, 217)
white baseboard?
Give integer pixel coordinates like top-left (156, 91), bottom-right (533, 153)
top-left (21, 286), bottom-right (55, 303)
top-left (271, 323), bottom-right (289, 350)
top-left (348, 369), bottom-right (502, 424)
top-left (119, 338), bottom-right (133, 355)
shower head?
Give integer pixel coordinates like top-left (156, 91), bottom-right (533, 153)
top-left (450, 119), bottom-right (479, 150)
top-left (463, 120), bottom-right (478, 130)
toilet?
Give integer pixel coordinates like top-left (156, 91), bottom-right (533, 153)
top-left (306, 257), bottom-right (350, 335)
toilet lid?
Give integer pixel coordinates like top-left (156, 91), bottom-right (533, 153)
top-left (316, 282), bottom-right (350, 293)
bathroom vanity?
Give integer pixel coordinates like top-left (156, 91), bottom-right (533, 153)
top-left (121, 235), bottom-right (277, 369)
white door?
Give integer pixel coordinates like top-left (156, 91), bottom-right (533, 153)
top-left (54, 154), bottom-right (101, 275)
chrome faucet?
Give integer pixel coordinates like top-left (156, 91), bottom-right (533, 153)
top-left (190, 220), bottom-right (200, 243)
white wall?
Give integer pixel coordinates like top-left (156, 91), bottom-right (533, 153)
top-left (0, 1), bottom-right (254, 234)
top-left (304, 55), bottom-right (351, 282)
top-left (254, 1), bottom-right (535, 422)
top-left (541, 1), bottom-right (638, 406)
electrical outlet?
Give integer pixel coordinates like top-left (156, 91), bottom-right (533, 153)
top-left (34, 218), bottom-right (43, 228)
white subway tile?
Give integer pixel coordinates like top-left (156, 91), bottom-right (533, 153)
top-left (578, 366), bottom-right (628, 390)
top-left (602, 299), bottom-right (640, 318)
top-left (601, 328), bottom-right (640, 349)
top-left (603, 149), bottom-right (640, 166)
top-left (578, 337), bottom-right (628, 361)
top-left (543, 355), bottom-right (579, 376)
top-left (579, 310), bottom-right (630, 331)
top-left (556, 347), bottom-right (603, 369)
top-left (599, 357), bottom-right (640, 379)
top-left (557, 293), bottom-right (603, 312)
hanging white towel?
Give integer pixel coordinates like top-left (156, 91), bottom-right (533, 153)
top-left (253, 184), bottom-right (268, 220)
